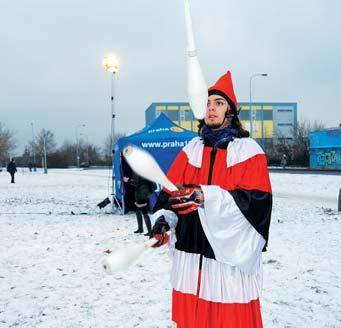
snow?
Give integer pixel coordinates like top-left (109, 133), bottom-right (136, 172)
top-left (0, 168), bottom-right (341, 327)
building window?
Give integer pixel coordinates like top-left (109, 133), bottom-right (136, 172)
top-left (238, 110), bottom-right (250, 120)
top-left (262, 111), bottom-right (273, 120)
top-left (179, 110), bottom-right (186, 121)
top-left (238, 110), bottom-right (273, 120)
top-left (278, 123), bottom-right (293, 126)
top-left (167, 110), bottom-right (179, 121)
top-left (180, 106), bottom-right (190, 111)
top-left (278, 109), bottom-right (292, 112)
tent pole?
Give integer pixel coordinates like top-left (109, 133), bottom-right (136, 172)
top-left (111, 72), bottom-right (123, 215)
top-left (120, 152), bottom-right (125, 214)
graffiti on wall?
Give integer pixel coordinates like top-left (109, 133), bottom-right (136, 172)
top-left (317, 150), bottom-right (341, 166)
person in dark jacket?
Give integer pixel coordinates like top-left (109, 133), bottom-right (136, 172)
top-left (7, 158), bottom-right (17, 183)
top-left (123, 172), bottom-right (155, 236)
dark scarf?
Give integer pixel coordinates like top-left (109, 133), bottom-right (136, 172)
top-left (201, 124), bottom-right (240, 148)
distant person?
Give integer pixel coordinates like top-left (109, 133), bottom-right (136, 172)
top-left (28, 162), bottom-right (33, 172)
top-left (123, 172), bottom-right (156, 236)
top-left (281, 154), bottom-right (287, 169)
top-left (7, 158), bottom-right (17, 183)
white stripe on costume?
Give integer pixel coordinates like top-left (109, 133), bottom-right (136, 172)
top-left (227, 137), bottom-right (264, 167)
top-left (170, 250), bottom-right (200, 295)
top-left (183, 137), bottom-right (204, 168)
top-left (170, 249), bottom-right (263, 304)
top-left (199, 185), bottom-right (265, 274)
top-left (199, 256), bottom-right (262, 303)
top-left (183, 137), bottom-right (264, 169)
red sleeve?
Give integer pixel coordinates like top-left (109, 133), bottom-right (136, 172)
top-left (166, 151), bottom-right (189, 185)
top-left (233, 154), bottom-right (272, 194)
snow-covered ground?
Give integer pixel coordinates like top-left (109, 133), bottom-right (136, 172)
top-left (0, 168), bottom-right (340, 328)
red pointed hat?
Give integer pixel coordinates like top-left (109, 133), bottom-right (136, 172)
top-left (208, 70), bottom-right (238, 112)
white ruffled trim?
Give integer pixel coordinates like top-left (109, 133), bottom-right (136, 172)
top-left (151, 209), bottom-right (178, 229)
top-left (170, 249), bottom-right (263, 303)
top-left (227, 138), bottom-right (264, 168)
top-left (170, 250), bottom-right (200, 296)
top-left (198, 185), bottom-right (265, 274)
top-left (199, 256), bottom-right (262, 303)
top-left (151, 209), bottom-right (178, 256)
top-left (182, 137), bottom-right (264, 169)
top-left (182, 137), bottom-right (204, 168)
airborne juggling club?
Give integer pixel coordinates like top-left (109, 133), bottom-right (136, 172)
top-left (102, 231), bottom-right (171, 274)
top-left (101, 145), bottom-right (176, 273)
top-left (102, 0), bottom-right (207, 274)
top-left (184, 0), bottom-right (208, 119)
top-left (123, 145), bottom-right (178, 192)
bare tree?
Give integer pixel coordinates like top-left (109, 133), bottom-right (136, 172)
top-left (81, 142), bottom-right (102, 165)
top-left (292, 119), bottom-right (326, 166)
top-left (268, 119), bottom-right (326, 167)
top-left (0, 122), bottom-right (16, 166)
top-left (14, 146), bottom-right (31, 167)
top-left (265, 130), bottom-right (292, 166)
top-left (44, 139), bottom-right (104, 168)
top-left (30, 129), bottom-right (56, 169)
top-left (103, 133), bottom-right (125, 163)
top-left (35, 129), bottom-right (57, 155)
top-left (58, 140), bottom-right (78, 166)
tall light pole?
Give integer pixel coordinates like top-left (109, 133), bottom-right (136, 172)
top-left (80, 132), bottom-right (90, 165)
top-left (249, 73), bottom-right (268, 140)
top-left (31, 122), bottom-right (37, 172)
top-left (43, 131), bottom-right (48, 174)
top-left (75, 124), bottom-right (86, 168)
top-left (102, 53), bottom-right (123, 214)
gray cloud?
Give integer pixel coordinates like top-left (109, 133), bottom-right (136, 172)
top-left (1, 0), bottom-right (340, 154)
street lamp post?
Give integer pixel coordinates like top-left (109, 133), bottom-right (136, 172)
top-left (31, 122), bottom-right (37, 172)
top-left (43, 132), bottom-right (47, 174)
top-left (249, 73), bottom-right (268, 142)
top-left (102, 53), bottom-right (123, 214)
top-left (80, 132), bottom-right (90, 166)
top-left (75, 124), bottom-right (86, 168)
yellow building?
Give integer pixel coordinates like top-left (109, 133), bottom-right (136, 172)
top-left (145, 102), bottom-right (297, 143)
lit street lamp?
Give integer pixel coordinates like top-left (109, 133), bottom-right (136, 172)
top-left (75, 124), bottom-right (86, 168)
top-left (102, 53), bottom-right (123, 214)
top-left (249, 73), bottom-right (268, 140)
top-left (102, 54), bottom-right (120, 74)
top-left (102, 53), bottom-right (120, 149)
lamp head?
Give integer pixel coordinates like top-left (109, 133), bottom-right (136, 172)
top-left (102, 54), bottom-right (120, 73)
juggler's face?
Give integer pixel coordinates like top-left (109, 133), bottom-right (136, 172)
top-left (204, 94), bottom-right (232, 129)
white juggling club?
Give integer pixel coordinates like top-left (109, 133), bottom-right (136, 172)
top-left (184, 0), bottom-right (208, 120)
top-left (102, 232), bottom-right (171, 274)
top-left (123, 145), bottom-right (178, 192)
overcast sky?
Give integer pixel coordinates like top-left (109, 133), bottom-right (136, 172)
top-left (1, 0), bottom-right (340, 155)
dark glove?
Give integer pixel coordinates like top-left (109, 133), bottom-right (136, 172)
top-left (150, 215), bottom-right (170, 247)
top-left (168, 184), bottom-right (204, 215)
top-left (128, 178), bottom-right (137, 187)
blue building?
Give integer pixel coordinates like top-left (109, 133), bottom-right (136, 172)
top-left (145, 102), bottom-right (297, 143)
top-left (309, 128), bottom-right (341, 170)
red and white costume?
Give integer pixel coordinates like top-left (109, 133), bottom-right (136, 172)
top-left (156, 136), bottom-right (272, 328)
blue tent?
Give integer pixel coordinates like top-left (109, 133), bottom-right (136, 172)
top-left (113, 113), bottom-right (196, 211)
